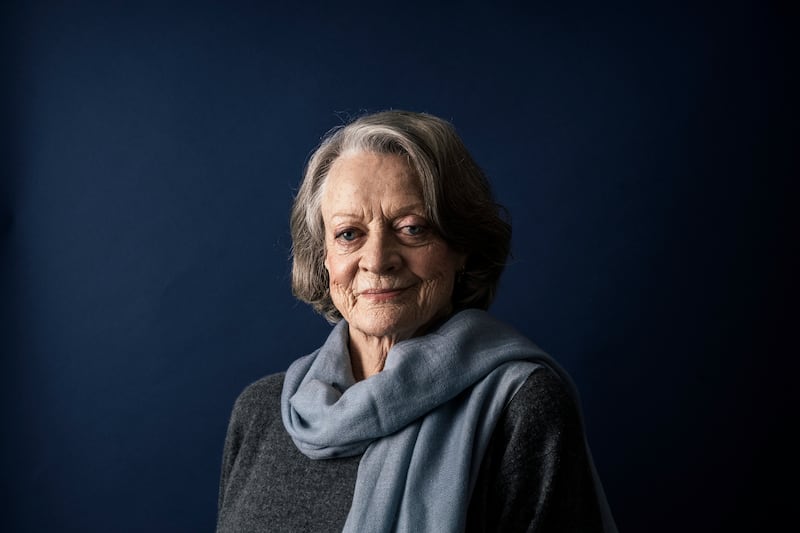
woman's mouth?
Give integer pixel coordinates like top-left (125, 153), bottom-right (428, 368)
top-left (359, 287), bottom-right (408, 302)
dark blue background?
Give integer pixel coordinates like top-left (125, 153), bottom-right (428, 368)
top-left (1, 1), bottom-right (792, 531)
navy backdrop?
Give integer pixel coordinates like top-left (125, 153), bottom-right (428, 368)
top-left (1, 1), bottom-right (792, 532)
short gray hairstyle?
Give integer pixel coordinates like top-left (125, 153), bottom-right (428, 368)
top-left (290, 110), bottom-right (511, 322)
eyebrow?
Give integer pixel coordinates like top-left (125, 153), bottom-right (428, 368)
top-left (327, 203), bottom-right (427, 221)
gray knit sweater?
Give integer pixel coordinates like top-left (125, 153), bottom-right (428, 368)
top-left (217, 365), bottom-right (606, 532)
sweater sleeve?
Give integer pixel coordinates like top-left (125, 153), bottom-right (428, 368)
top-left (466, 366), bottom-right (605, 533)
top-left (216, 374), bottom-right (285, 515)
top-left (217, 389), bottom-right (246, 513)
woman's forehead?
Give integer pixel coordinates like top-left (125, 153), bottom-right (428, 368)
top-left (323, 154), bottom-right (422, 206)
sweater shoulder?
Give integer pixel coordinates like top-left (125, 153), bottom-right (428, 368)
top-left (467, 365), bottom-right (603, 532)
top-left (503, 365), bottom-right (581, 443)
top-left (237, 372), bottom-right (285, 402)
top-left (229, 372), bottom-right (286, 425)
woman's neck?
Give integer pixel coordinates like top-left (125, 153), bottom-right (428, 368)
top-left (346, 311), bottom-right (455, 381)
top-left (347, 329), bottom-right (400, 381)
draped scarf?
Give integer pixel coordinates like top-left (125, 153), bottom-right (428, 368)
top-left (281, 309), bottom-right (577, 532)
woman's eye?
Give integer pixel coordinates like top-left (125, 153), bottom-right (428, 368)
top-left (401, 225), bottom-right (426, 236)
top-left (336, 230), bottom-right (357, 242)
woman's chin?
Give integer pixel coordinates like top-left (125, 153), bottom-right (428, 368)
top-left (347, 312), bottom-right (419, 343)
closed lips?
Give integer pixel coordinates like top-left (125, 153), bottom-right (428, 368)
top-left (358, 287), bottom-right (409, 299)
top-left (360, 288), bottom-right (406, 294)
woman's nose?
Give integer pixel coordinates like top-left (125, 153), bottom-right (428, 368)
top-left (359, 231), bottom-right (402, 273)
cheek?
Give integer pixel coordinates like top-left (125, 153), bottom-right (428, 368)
top-left (419, 248), bottom-right (463, 281)
top-left (324, 251), bottom-right (353, 288)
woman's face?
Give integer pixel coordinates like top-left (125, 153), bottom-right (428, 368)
top-left (321, 151), bottom-right (466, 343)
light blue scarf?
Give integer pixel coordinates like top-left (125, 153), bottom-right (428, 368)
top-left (281, 309), bottom-right (599, 532)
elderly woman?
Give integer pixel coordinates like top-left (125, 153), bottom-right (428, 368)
top-left (216, 111), bottom-right (616, 532)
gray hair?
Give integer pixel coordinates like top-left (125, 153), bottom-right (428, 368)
top-left (290, 110), bottom-right (511, 322)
